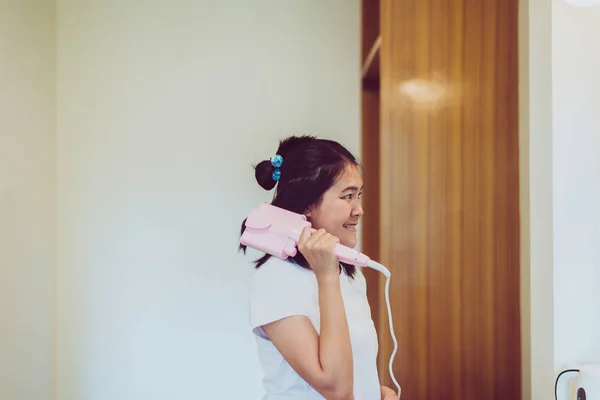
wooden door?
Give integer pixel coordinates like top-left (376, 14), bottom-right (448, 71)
top-left (373, 1), bottom-right (521, 399)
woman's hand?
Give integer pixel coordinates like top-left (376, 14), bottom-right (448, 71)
top-left (381, 385), bottom-right (399, 400)
top-left (297, 227), bottom-right (340, 281)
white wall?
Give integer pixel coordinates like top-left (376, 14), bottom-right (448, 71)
top-left (553, 0), bottom-right (600, 371)
top-left (0, 1), bottom-right (56, 400)
top-left (522, 2), bottom-right (600, 398)
top-left (519, 0), bottom-right (556, 398)
top-left (56, 1), bottom-right (359, 399)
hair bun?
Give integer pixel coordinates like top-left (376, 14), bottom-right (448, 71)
top-left (254, 160), bottom-right (277, 191)
top-left (252, 135), bottom-right (317, 191)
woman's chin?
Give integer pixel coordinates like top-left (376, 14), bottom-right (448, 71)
top-left (340, 235), bottom-right (357, 249)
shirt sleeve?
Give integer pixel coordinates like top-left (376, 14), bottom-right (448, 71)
top-left (249, 258), bottom-right (314, 340)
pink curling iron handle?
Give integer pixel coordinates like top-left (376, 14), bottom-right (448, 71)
top-left (335, 243), bottom-right (370, 265)
top-left (298, 228), bottom-right (370, 266)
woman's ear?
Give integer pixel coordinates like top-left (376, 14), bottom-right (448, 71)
top-left (303, 205), bottom-right (314, 220)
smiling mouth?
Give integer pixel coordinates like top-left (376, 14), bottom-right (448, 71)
top-left (343, 224), bottom-right (358, 231)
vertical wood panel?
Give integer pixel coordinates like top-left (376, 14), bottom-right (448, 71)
top-left (361, 0), bottom-right (381, 333)
top-left (376, 1), bottom-right (521, 399)
top-left (361, 88), bottom-right (381, 330)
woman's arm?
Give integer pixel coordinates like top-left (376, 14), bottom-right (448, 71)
top-left (262, 228), bottom-right (354, 400)
top-left (262, 275), bottom-right (353, 400)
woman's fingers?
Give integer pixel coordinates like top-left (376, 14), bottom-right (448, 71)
top-left (304, 228), bottom-right (327, 248)
top-left (298, 226), bottom-right (313, 248)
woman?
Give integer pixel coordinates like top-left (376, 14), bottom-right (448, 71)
top-left (239, 135), bottom-right (399, 400)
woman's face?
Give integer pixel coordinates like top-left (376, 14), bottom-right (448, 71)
top-left (305, 164), bottom-right (364, 248)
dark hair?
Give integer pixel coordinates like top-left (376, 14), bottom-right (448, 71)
top-left (239, 135), bottom-right (359, 278)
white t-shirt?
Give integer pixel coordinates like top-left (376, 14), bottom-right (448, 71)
top-left (249, 256), bottom-right (381, 400)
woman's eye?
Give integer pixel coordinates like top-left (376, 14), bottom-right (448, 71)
top-left (341, 194), bottom-right (352, 200)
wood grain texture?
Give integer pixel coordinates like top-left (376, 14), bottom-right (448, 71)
top-left (361, 0), bottom-right (380, 62)
top-left (361, 0), bottom-right (380, 92)
top-left (375, 0), bottom-right (521, 399)
top-left (361, 88), bottom-right (381, 332)
top-left (361, 0), bottom-right (381, 334)
top-left (362, 36), bottom-right (380, 90)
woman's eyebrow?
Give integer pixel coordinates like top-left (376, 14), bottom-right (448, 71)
top-left (341, 185), bottom-right (364, 192)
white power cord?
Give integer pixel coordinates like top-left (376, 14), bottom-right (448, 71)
top-left (555, 368), bottom-right (580, 400)
top-left (367, 260), bottom-right (401, 398)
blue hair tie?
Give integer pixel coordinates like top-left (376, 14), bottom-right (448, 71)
top-left (270, 154), bottom-right (283, 181)
top-left (272, 169), bottom-right (281, 181)
top-left (270, 154), bottom-right (283, 168)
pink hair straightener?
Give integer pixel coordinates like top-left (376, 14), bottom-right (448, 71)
top-left (241, 202), bottom-right (402, 397)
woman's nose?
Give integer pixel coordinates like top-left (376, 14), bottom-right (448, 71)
top-left (352, 203), bottom-right (364, 217)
